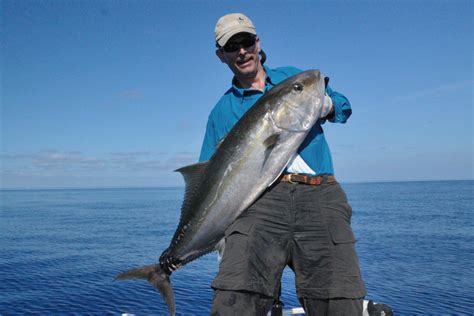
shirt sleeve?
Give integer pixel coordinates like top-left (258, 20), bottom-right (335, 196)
top-left (322, 84), bottom-right (352, 124)
top-left (198, 116), bottom-right (218, 162)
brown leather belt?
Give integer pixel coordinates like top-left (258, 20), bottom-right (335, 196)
top-left (279, 174), bottom-right (336, 185)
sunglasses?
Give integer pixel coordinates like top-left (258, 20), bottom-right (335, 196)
top-left (222, 36), bottom-right (257, 53)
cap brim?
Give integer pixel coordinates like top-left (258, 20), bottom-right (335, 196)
top-left (217, 27), bottom-right (257, 47)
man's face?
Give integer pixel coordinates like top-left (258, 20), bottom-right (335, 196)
top-left (217, 33), bottom-right (261, 80)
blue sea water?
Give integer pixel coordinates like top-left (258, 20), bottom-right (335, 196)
top-left (1, 181), bottom-right (473, 315)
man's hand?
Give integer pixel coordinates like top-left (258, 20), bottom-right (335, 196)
top-left (320, 94), bottom-right (334, 118)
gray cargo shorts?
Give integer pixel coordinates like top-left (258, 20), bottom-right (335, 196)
top-left (211, 178), bottom-right (366, 300)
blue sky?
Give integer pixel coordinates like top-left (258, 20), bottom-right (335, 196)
top-left (1, 0), bottom-right (472, 189)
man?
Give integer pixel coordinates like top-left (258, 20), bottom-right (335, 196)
top-left (200, 13), bottom-right (366, 316)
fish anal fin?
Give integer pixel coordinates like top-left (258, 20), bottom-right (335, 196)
top-left (215, 238), bottom-right (226, 261)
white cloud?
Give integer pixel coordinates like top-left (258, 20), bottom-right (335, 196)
top-left (121, 89), bottom-right (142, 99)
top-left (0, 149), bottom-right (199, 188)
top-left (109, 151), bottom-right (152, 156)
top-left (392, 80), bottom-right (473, 103)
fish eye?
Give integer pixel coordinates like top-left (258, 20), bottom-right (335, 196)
top-left (293, 83), bottom-right (303, 93)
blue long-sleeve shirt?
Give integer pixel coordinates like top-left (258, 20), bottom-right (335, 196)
top-left (199, 65), bottom-right (352, 175)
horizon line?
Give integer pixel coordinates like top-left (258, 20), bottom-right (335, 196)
top-left (1, 178), bottom-right (472, 191)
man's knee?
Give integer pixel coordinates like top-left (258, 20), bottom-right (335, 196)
top-left (210, 289), bottom-right (274, 316)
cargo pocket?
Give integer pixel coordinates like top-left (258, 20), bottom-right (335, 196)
top-left (329, 223), bottom-right (361, 280)
top-left (329, 223), bottom-right (356, 244)
top-left (224, 218), bottom-right (253, 238)
top-left (220, 219), bottom-right (254, 267)
top-left (213, 219), bottom-right (255, 290)
top-left (328, 223), bottom-right (360, 277)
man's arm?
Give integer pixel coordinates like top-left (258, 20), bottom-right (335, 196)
top-left (322, 84), bottom-right (352, 124)
top-left (198, 117), bottom-right (218, 162)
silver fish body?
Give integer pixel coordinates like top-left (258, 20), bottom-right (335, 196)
top-left (115, 70), bottom-right (327, 315)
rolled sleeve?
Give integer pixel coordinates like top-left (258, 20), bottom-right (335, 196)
top-left (199, 117), bottom-right (218, 162)
top-left (324, 85), bottom-right (352, 124)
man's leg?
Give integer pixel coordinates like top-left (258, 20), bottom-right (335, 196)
top-left (210, 289), bottom-right (274, 316)
top-left (292, 180), bottom-right (366, 314)
top-left (211, 182), bottom-right (293, 315)
top-left (302, 297), bottom-right (364, 316)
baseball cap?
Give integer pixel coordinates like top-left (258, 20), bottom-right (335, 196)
top-left (214, 13), bottom-right (257, 47)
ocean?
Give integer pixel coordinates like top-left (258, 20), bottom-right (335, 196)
top-left (1, 181), bottom-right (473, 315)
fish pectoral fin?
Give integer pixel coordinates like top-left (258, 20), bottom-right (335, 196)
top-left (263, 133), bottom-right (280, 148)
top-left (263, 133), bottom-right (281, 166)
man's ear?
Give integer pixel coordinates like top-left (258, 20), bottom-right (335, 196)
top-left (216, 49), bottom-right (227, 64)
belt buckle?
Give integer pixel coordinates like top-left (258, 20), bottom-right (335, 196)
top-left (288, 174), bottom-right (296, 184)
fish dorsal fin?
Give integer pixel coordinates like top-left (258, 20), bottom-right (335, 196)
top-left (175, 161), bottom-right (208, 192)
top-left (173, 161), bottom-right (208, 232)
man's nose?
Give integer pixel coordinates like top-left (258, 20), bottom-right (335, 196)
top-left (238, 46), bottom-right (247, 55)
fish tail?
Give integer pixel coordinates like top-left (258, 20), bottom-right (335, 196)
top-left (115, 264), bottom-right (175, 316)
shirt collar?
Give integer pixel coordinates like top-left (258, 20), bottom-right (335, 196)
top-left (230, 65), bottom-right (279, 97)
top-left (263, 65), bottom-right (290, 86)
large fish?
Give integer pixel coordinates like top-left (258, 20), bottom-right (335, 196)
top-left (115, 70), bottom-right (327, 315)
